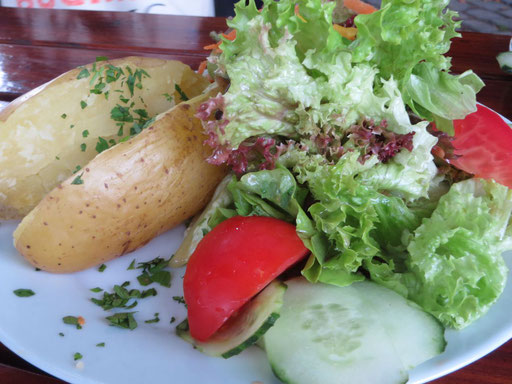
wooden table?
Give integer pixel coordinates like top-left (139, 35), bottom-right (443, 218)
top-left (0, 7), bottom-right (511, 384)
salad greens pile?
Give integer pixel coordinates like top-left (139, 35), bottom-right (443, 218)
top-left (196, 0), bottom-right (511, 330)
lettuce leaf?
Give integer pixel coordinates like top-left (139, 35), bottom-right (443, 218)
top-left (402, 179), bottom-right (512, 328)
top-left (352, 0), bottom-right (484, 132)
top-left (364, 179), bottom-right (512, 329)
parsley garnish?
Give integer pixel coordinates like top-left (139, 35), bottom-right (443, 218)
top-left (59, 332), bottom-right (65, 337)
top-left (80, 100), bottom-right (87, 109)
top-left (96, 56), bottom-right (108, 62)
top-left (91, 283), bottom-right (156, 311)
top-left (170, 316), bottom-right (176, 324)
top-left (145, 313), bottom-right (160, 324)
top-left (77, 68), bottom-right (90, 79)
top-left (136, 257), bottom-right (172, 288)
top-left (82, 130), bottom-right (89, 138)
top-left (172, 296), bottom-right (186, 306)
top-left (98, 264), bottom-right (107, 272)
top-left (111, 105), bottom-right (134, 123)
top-left (105, 64), bottom-right (123, 83)
top-left (106, 312), bottom-right (137, 330)
top-left (61, 113), bottom-right (67, 119)
top-left (96, 342), bottom-right (105, 347)
top-left (95, 137), bottom-right (110, 154)
top-left (70, 124), bottom-right (75, 129)
top-left (80, 143), bottom-right (87, 152)
top-left (73, 165), bottom-right (82, 174)
top-left (175, 84), bottom-right (189, 101)
top-left (13, 289), bottom-right (35, 297)
top-left (63, 316), bottom-right (84, 330)
top-left (90, 287), bottom-right (103, 293)
top-left (74, 352), bottom-right (83, 361)
top-left (71, 173), bottom-right (84, 185)
top-left (127, 259), bottom-right (136, 270)
top-left (90, 82), bottom-right (106, 95)
top-left (163, 93), bottom-right (173, 103)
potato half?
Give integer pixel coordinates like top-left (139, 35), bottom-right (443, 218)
top-left (13, 92), bottom-right (227, 273)
top-left (0, 57), bottom-right (209, 219)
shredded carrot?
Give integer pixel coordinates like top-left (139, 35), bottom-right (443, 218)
top-left (333, 24), bottom-right (357, 41)
top-left (204, 42), bottom-right (221, 50)
top-left (203, 30), bottom-right (237, 52)
top-left (198, 60), bottom-right (207, 75)
top-left (343, 0), bottom-right (377, 14)
top-left (222, 29), bottom-right (237, 41)
top-left (294, 4), bottom-right (308, 23)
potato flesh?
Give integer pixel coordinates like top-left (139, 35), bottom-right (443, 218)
top-left (0, 57), bottom-right (209, 219)
top-left (13, 93), bottom-right (227, 273)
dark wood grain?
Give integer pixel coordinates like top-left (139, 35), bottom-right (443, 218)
top-left (0, 7), bottom-right (511, 384)
top-left (451, 32), bottom-right (511, 80)
top-left (0, 7), bottom-right (226, 55)
top-left (0, 363), bottom-right (63, 384)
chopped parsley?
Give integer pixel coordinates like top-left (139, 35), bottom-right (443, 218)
top-left (59, 332), bottom-right (65, 337)
top-left (127, 259), bottom-right (136, 270)
top-left (71, 173), bottom-right (84, 185)
top-left (70, 124), bottom-right (75, 129)
top-left (91, 283), bottom-right (156, 311)
top-left (77, 68), bottom-right (90, 79)
top-left (96, 56), bottom-right (108, 62)
top-left (61, 113), bottom-right (67, 119)
top-left (170, 316), bottom-right (176, 324)
top-left (175, 84), bottom-right (189, 101)
top-left (105, 64), bottom-right (123, 83)
top-left (96, 342), bottom-right (105, 347)
top-left (106, 312), bottom-right (137, 330)
top-left (111, 105), bottom-right (134, 123)
top-left (95, 137), bottom-right (110, 154)
top-left (80, 143), bottom-right (87, 152)
top-left (98, 264), bottom-right (107, 272)
top-left (136, 257), bottom-right (172, 288)
top-left (71, 174), bottom-right (84, 185)
top-left (90, 287), bottom-right (103, 293)
top-left (172, 296), bottom-right (186, 306)
top-left (163, 93), bottom-right (173, 103)
top-left (74, 352), bottom-right (83, 361)
top-left (63, 316), bottom-right (84, 330)
top-left (145, 313), bottom-right (160, 324)
top-left (72, 165), bottom-right (82, 174)
top-left (80, 100), bottom-right (87, 109)
top-left (13, 289), bottom-right (35, 297)
top-left (82, 130), bottom-right (89, 138)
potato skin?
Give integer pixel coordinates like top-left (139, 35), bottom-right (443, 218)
top-left (0, 56), bottom-right (209, 219)
top-left (13, 92), bottom-right (227, 273)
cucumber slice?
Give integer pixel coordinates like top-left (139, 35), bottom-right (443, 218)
top-left (176, 280), bottom-right (286, 358)
top-left (263, 278), bottom-right (445, 384)
top-left (497, 51), bottom-right (512, 74)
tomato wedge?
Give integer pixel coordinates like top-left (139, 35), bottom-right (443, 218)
top-left (183, 216), bottom-right (309, 342)
top-left (451, 104), bottom-right (512, 188)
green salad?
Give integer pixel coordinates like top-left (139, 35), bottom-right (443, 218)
top-left (176, 0), bottom-right (512, 383)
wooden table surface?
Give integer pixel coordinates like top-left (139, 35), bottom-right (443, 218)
top-left (0, 6), bottom-right (511, 384)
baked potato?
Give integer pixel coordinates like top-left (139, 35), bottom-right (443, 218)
top-left (13, 92), bottom-right (227, 273)
top-left (0, 57), bottom-right (209, 219)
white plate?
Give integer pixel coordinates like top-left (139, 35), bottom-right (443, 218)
top-left (1, 112), bottom-right (512, 384)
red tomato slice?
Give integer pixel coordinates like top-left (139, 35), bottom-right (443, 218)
top-left (183, 216), bottom-right (309, 342)
top-left (451, 104), bottom-right (512, 188)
